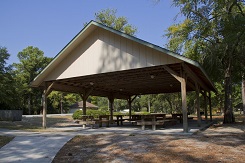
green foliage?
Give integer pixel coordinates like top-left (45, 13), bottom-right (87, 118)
top-left (0, 47), bottom-right (18, 109)
top-left (114, 99), bottom-right (128, 112)
top-left (72, 110), bottom-right (83, 119)
top-left (139, 111), bottom-right (151, 115)
top-left (15, 46), bottom-right (51, 80)
top-left (113, 112), bottom-right (132, 116)
top-left (95, 8), bottom-right (137, 36)
top-left (48, 91), bottom-right (80, 114)
top-left (72, 109), bottom-right (109, 120)
top-left (14, 46), bottom-right (52, 114)
top-left (166, 0), bottom-right (245, 81)
top-left (0, 47), bottom-right (10, 72)
top-left (86, 110), bottom-right (109, 118)
top-left (165, 0), bottom-right (245, 123)
top-left (139, 95), bottom-right (156, 112)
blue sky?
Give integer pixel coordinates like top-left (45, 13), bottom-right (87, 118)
top-left (1, 0), bottom-right (183, 64)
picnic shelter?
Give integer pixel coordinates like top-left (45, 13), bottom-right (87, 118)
top-left (31, 20), bottom-right (216, 132)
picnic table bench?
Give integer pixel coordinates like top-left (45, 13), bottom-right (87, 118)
top-left (172, 113), bottom-right (193, 123)
top-left (136, 115), bottom-right (177, 130)
top-left (113, 115), bottom-right (126, 126)
top-left (79, 115), bottom-right (111, 128)
top-left (95, 115), bottom-right (110, 127)
top-left (79, 115), bottom-right (96, 129)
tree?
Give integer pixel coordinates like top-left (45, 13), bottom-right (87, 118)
top-left (0, 47), bottom-right (18, 109)
top-left (242, 79), bottom-right (245, 115)
top-left (165, 0), bottom-right (245, 123)
top-left (95, 8), bottom-right (137, 36)
top-left (237, 35), bottom-right (245, 115)
top-left (14, 46), bottom-right (52, 114)
top-left (48, 91), bottom-right (80, 113)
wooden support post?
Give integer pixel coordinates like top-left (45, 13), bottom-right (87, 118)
top-left (108, 97), bottom-right (114, 123)
top-left (164, 65), bottom-right (188, 132)
top-left (141, 116), bottom-right (145, 130)
top-left (82, 96), bottom-right (86, 116)
top-left (208, 91), bottom-right (212, 121)
top-left (42, 90), bottom-right (47, 129)
top-left (195, 83), bottom-right (201, 127)
top-left (79, 87), bottom-right (93, 116)
top-left (182, 63), bottom-right (209, 91)
top-left (42, 82), bottom-right (54, 129)
top-left (181, 70), bottom-right (188, 133)
top-left (152, 115), bottom-right (156, 130)
top-left (128, 100), bottom-right (132, 121)
top-left (203, 91), bottom-right (208, 123)
top-left (127, 95), bottom-right (137, 121)
top-left (82, 96), bottom-right (87, 129)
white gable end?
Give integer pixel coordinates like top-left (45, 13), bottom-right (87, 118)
top-left (45, 28), bottom-right (181, 81)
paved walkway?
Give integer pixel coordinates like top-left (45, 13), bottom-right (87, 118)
top-left (0, 120), bottom-right (213, 163)
top-left (0, 135), bottom-right (73, 163)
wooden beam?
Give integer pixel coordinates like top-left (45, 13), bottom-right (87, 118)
top-left (42, 83), bottom-right (47, 129)
top-left (208, 91), bottom-right (213, 121)
top-left (45, 82), bottom-right (54, 96)
top-left (203, 91), bottom-right (208, 123)
top-left (42, 82), bottom-right (55, 129)
top-left (127, 95), bottom-right (138, 121)
top-left (42, 91), bottom-right (47, 129)
top-left (200, 90), bottom-right (206, 97)
top-left (164, 65), bottom-right (188, 132)
top-left (52, 82), bottom-right (84, 93)
top-left (79, 87), bottom-right (94, 115)
top-left (180, 70), bottom-right (188, 133)
top-left (108, 96), bottom-right (114, 123)
top-left (195, 82), bottom-right (201, 127)
top-left (182, 63), bottom-right (209, 91)
top-left (163, 65), bottom-right (182, 82)
top-left (80, 87), bottom-right (93, 100)
top-left (131, 95), bottom-right (138, 102)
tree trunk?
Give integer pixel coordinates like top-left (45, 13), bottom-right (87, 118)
top-left (148, 100), bottom-right (151, 112)
top-left (166, 98), bottom-right (173, 114)
top-left (242, 78), bottom-right (245, 115)
top-left (60, 94), bottom-right (63, 114)
top-left (223, 67), bottom-right (235, 123)
top-left (28, 93), bottom-right (31, 115)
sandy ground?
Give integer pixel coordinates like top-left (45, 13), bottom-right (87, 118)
top-left (1, 115), bottom-right (244, 162)
top-left (53, 122), bottom-right (245, 163)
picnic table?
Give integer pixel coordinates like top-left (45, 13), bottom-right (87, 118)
top-left (79, 115), bottom-right (96, 129)
top-left (136, 114), bottom-right (177, 130)
top-left (172, 113), bottom-right (183, 123)
top-left (114, 115), bottom-right (126, 126)
top-left (97, 115), bottom-right (110, 127)
top-left (78, 115), bottom-right (111, 128)
top-left (172, 113), bottom-right (193, 123)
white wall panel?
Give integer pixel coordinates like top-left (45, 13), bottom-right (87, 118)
top-left (45, 27), bottom-right (181, 81)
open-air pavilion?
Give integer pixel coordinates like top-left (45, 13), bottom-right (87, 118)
top-left (31, 21), bottom-right (216, 132)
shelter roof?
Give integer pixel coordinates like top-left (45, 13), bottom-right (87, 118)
top-left (31, 20), bottom-right (216, 99)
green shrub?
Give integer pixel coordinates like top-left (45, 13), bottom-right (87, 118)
top-left (139, 111), bottom-right (151, 115)
top-left (141, 107), bottom-right (148, 112)
top-left (72, 110), bottom-right (83, 119)
top-left (113, 112), bottom-right (133, 116)
top-left (86, 110), bottom-right (109, 118)
top-left (72, 109), bottom-right (110, 119)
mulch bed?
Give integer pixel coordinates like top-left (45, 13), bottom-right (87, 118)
top-left (53, 123), bottom-right (245, 163)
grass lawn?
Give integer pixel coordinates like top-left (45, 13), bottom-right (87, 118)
top-left (0, 115), bottom-right (76, 131)
top-left (0, 135), bottom-right (14, 148)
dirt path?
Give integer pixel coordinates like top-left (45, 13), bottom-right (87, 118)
top-left (53, 123), bottom-right (245, 163)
